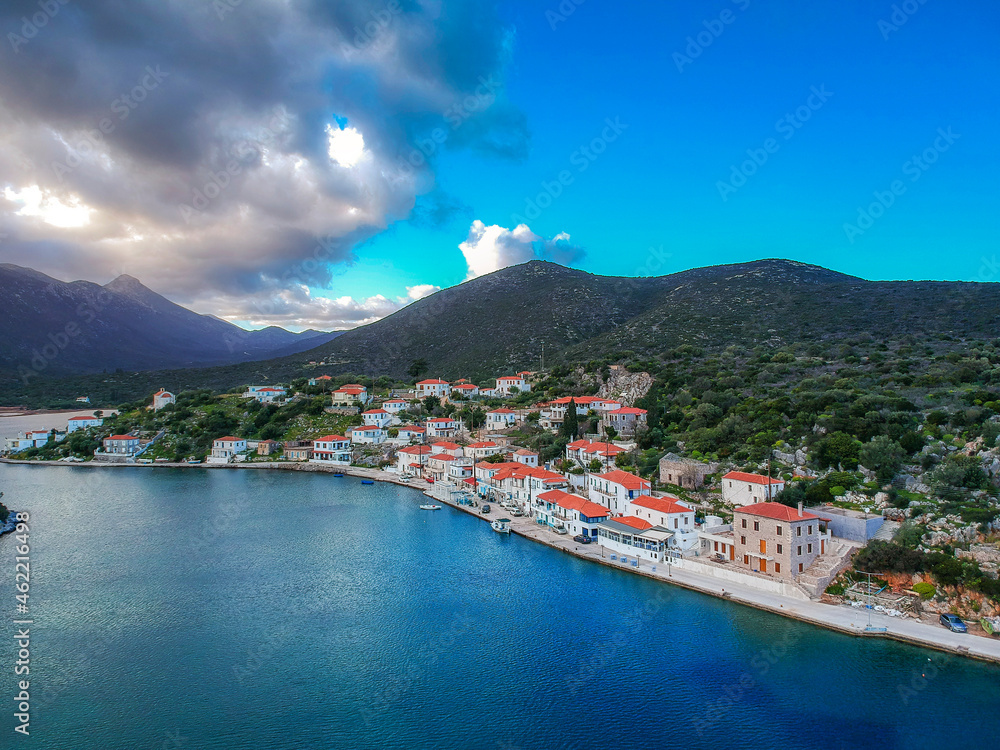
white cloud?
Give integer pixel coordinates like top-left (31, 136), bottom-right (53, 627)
top-left (405, 283), bottom-right (440, 301)
top-left (326, 124), bottom-right (367, 168)
top-left (458, 219), bottom-right (585, 279)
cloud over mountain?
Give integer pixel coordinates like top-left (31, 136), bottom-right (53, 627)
top-left (459, 219), bottom-right (585, 279)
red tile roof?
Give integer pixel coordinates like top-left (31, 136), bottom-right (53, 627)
top-left (399, 445), bottom-right (432, 455)
top-left (214, 436), bottom-right (243, 442)
top-left (514, 448), bottom-right (537, 456)
top-left (364, 409), bottom-right (389, 415)
top-left (467, 441), bottom-right (498, 448)
top-left (315, 435), bottom-right (348, 442)
top-left (607, 407), bottom-right (647, 415)
top-left (425, 418), bottom-right (456, 424)
top-left (431, 441), bottom-right (461, 450)
top-left (537, 490), bottom-right (608, 518)
top-left (417, 379), bottom-right (450, 385)
top-left (106, 434), bottom-right (136, 441)
top-left (630, 496), bottom-right (691, 515)
top-left (399, 426), bottom-right (425, 432)
top-left (724, 471), bottom-right (784, 485)
top-left (594, 469), bottom-right (650, 491)
top-left (614, 516), bottom-right (654, 531)
top-left (735, 502), bottom-right (818, 522)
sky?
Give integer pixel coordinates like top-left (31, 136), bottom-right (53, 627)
top-left (0, 0), bottom-right (997, 331)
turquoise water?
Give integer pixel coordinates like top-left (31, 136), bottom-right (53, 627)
top-left (0, 464), bottom-right (994, 749)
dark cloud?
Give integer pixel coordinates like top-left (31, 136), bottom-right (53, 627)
top-left (0, 0), bottom-right (530, 324)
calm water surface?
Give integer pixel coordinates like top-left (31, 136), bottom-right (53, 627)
top-left (0, 464), bottom-right (993, 749)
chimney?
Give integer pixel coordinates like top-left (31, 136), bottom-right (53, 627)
top-left (797, 501), bottom-right (803, 518)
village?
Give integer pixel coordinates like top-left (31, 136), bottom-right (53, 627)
top-left (0, 371), bottom-right (930, 614)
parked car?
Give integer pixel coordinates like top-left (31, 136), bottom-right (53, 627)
top-left (553, 526), bottom-right (568, 535)
top-left (573, 535), bottom-right (592, 544)
top-left (940, 613), bottom-right (968, 633)
top-left (481, 504), bottom-right (491, 514)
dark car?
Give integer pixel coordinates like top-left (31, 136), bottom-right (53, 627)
top-left (573, 535), bottom-right (592, 544)
top-left (481, 504), bottom-right (491, 514)
top-left (940, 613), bottom-right (968, 633)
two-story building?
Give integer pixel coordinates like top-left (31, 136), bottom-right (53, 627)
top-left (535, 490), bottom-right (609, 539)
top-left (308, 375), bottom-right (333, 386)
top-left (211, 436), bottom-right (247, 461)
top-left (588, 469), bottom-right (651, 513)
top-left (430, 441), bottom-right (464, 458)
top-left (382, 399), bottom-right (409, 415)
top-left (312, 435), bottom-right (352, 464)
top-left (245, 386), bottom-right (286, 404)
top-left (283, 441), bottom-right (313, 461)
top-left (67, 415), bottom-right (103, 433)
top-left (425, 417), bottom-right (458, 439)
top-left (348, 426), bottom-right (387, 445)
top-left (450, 383), bottom-right (479, 399)
top-left (397, 445), bottom-right (433, 475)
top-left (732, 502), bottom-right (824, 579)
top-left (396, 425), bottom-right (426, 443)
top-left (331, 384), bottom-right (369, 406)
top-left (601, 406), bottom-right (647, 437)
top-left (721, 471), bottom-right (785, 507)
top-left (485, 408), bottom-right (519, 430)
top-left (103, 434), bottom-right (140, 455)
top-left (596, 517), bottom-right (677, 564)
top-left (362, 409), bottom-right (394, 429)
top-left (465, 441), bottom-right (503, 461)
top-left (626, 495), bottom-right (698, 550)
top-left (495, 375), bottom-right (530, 396)
top-left (512, 448), bottom-right (538, 467)
top-left (416, 379), bottom-right (451, 399)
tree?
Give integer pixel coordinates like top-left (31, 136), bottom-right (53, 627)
top-left (407, 359), bottom-right (429, 379)
top-left (423, 395), bottom-right (441, 414)
top-left (860, 435), bottom-right (905, 484)
top-left (814, 431), bottom-right (860, 470)
top-left (560, 398), bottom-right (579, 440)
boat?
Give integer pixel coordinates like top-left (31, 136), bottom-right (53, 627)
top-left (419, 504), bottom-right (441, 510)
top-left (186, 459), bottom-right (202, 464)
top-left (491, 518), bottom-right (511, 534)
top-left (361, 479), bottom-right (374, 485)
top-left (981, 618), bottom-right (998, 635)
top-left (333, 473), bottom-right (344, 477)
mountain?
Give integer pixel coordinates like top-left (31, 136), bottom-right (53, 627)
top-left (0, 264), bottom-right (339, 376)
top-left (289, 258), bottom-right (1000, 380)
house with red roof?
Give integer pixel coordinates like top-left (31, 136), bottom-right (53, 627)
top-left (626, 495), bottom-right (698, 550)
top-left (430, 441), bottom-right (463, 458)
top-left (308, 375), bottom-right (333, 386)
top-left (479, 464), bottom-right (567, 512)
top-left (535, 490), bottom-right (609, 538)
top-left (312, 435), bottom-right (351, 464)
top-left (416, 379), bottom-right (451, 399)
top-left (210, 436), bottom-right (247, 462)
top-left (596, 516), bottom-right (678, 563)
top-left (424, 417), bottom-right (458, 438)
top-left (245, 385), bottom-right (287, 404)
top-left (67, 414), bottom-right (103, 433)
top-left (601, 406), bottom-right (648, 437)
top-left (495, 375), bottom-right (530, 396)
top-left (485, 407), bottom-right (519, 430)
top-left (566, 439), bottom-right (624, 469)
top-left (396, 444), bottom-right (432, 475)
top-left (395, 425), bottom-right (426, 444)
top-left (465, 440), bottom-right (503, 461)
top-left (362, 408), bottom-right (394, 429)
top-left (102, 434), bottom-right (140, 455)
top-left (512, 448), bottom-right (538, 468)
top-left (331, 384), bottom-right (369, 406)
top-left (721, 471), bottom-right (785, 507)
top-left (381, 398), bottom-right (410, 415)
top-left (732, 502), bottom-right (826, 579)
top-left (450, 383), bottom-right (479, 398)
top-left (348, 426), bottom-right (387, 445)
top-left (588, 469), bottom-right (652, 513)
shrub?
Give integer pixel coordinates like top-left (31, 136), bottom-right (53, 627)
top-left (825, 582), bottom-right (845, 596)
top-left (912, 582), bottom-right (936, 600)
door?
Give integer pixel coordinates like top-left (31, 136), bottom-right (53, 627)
top-left (759, 539), bottom-right (766, 554)
top-left (729, 545), bottom-right (735, 561)
top-left (760, 559), bottom-right (767, 573)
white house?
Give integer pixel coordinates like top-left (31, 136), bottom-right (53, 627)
top-left (396, 425), bottom-right (426, 443)
top-left (211, 436), bottom-right (247, 461)
top-left (67, 415), bottom-right (103, 433)
top-left (416, 379), bottom-right (451, 399)
top-left (512, 448), bottom-right (538, 467)
top-left (308, 375), bottom-right (333, 386)
top-left (485, 408), bottom-right (519, 430)
top-left (102, 434), bottom-right (140, 455)
top-left (7, 430), bottom-right (57, 451)
top-left (482, 465), bottom-right (568, 513)
top-left (465, 441), bottom-right (503, 461)
top-left (721, 471), bottom-right (785, 507)
top-left (588, 469), bottom-right (651, 513)
top-left (331, 384), bottom-right (369, 406)
top-left (450, 383), bottom-right (479, 399)
top-left (601, 407), bottom-right (648, 437)
top-left (312, 435), bottom-right (352, 464)
top-left (152, 390), bottom-right (176, 410)
top-left (430, 441), bottom-right (464, 458)
top-left (397, 445), bottom-right (432, 475)
top-left (626, 495), bottom-right (698, 550)
top-left (495, 375), bottom-right (530, 396)
top-left (566, 439), bottom-right (624, 469)
top-left (349, 426), bottom-right (387, 445)
top-left (382, 399), bottom-right (409, 414)
top-left (535, 490), bottom-right (609, 539)
top-left (596, 517), bottom-right (678, 564)
top-left (425, 417), bottom-right (458, 438)
top-left (246, 386), bottom-right (286, 404)
top-left (362, 409), bottom-right (394, 428)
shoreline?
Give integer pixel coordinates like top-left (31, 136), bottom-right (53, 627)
top-left (4, 456), bottom-right (1000, 665)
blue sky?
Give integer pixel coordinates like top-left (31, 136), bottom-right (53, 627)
top-left (346, 0), bottom-right (999, 302)
top-left (1, 0), bottom-right (996, 329)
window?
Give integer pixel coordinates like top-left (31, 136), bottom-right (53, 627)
top-left (807, 543), bottom-right (812, 554)
top-left (797, 546), bottom-right (802, 556)
top-left (774, 563), bottom-right (781, 573)
top-left (741, 535), bottom-right (746, 545)
top-left (776, 525), bottom-right (782, 535)
top-left (808, 525), bottom-right (813, 534)
top-left (741, 519), bottom-right (747, 528)
top-left (674, 518), bottom-right (678, 529)
top-left (798, 563), bottom-right (803, 573)
top-left (743, 554), bottom-right (749, 564)
top-left (797, 527), bottom-right (802, 537)
top-left (747, 484), bottom-right (752, 491)
top-left (777, 544), bottom-right (783, 554)
top-left (714, 542), bottom-right (719, 552)
top-left (753, 521), bottom-right (760, 531)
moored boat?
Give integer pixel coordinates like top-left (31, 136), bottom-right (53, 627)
top-left (419, 504), bottom-right (441, 510)
top-left (361, 479), bottom-right (374, 485)
top-left (491, 518), bottom-right (511, 534)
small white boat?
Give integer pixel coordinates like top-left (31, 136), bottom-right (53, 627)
top-left (491, 518), bottom-right (511, 534)
top-left (419, 504), bottom-right (441, 510)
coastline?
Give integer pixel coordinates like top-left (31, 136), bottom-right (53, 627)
top-left (5, 456), bottom-right (1000, 665)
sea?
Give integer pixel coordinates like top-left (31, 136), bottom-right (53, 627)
top-left (0, 464), bottom-right (994, 749)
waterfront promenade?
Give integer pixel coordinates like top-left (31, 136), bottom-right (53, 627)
top-left (5, 456), bottom-right (1000, 665)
